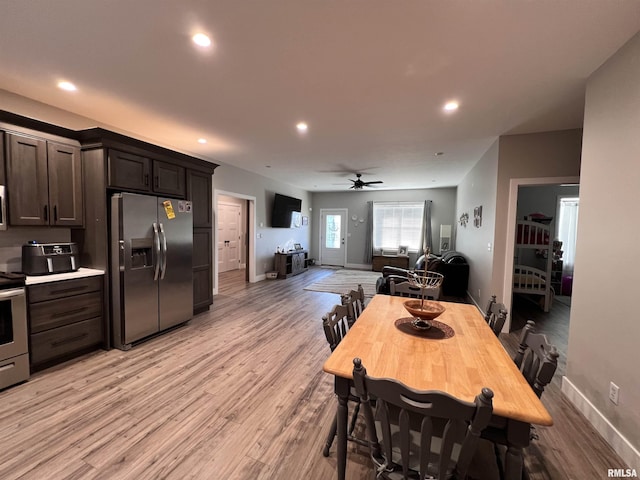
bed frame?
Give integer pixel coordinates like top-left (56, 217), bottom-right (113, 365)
top-left (513, 219), bottom-right (553, 312)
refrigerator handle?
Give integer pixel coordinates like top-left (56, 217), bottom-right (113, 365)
top-left (159, 223), bottom-right (168, 280)
top-left (153, 222), bottom-right (161, 281)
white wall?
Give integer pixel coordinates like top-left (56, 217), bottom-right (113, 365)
top-left (563, 31), bottom-right (640, 467)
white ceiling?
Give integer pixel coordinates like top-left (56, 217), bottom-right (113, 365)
top-left (1, 1), bottom-right (639, 192)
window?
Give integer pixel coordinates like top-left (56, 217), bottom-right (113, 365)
top-left (373, 202), bottom-right (424, 251)
top-left (556, 196), bottom-right (579, 273)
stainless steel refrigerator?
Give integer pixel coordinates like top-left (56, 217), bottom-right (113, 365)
top-left (111, 192), bottom-right (193, 350)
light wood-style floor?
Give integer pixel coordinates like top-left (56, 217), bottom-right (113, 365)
top-left (0, 268), bottom-right (624, 479)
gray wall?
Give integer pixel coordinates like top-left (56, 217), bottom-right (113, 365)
top-left (492, 130), bottom-right (583, 306)
top-left (311, 187), bottom-right (457, 268)
top-left (455, 140), bottom-right (499, 306)
top-left (565, 31), bottom-right (640, 462)
top-left (517, 184), bottom-right (580, 243)
top-left (212, 163), bottom-right (312, 276)
top-left (456, 130), bottom-right (582, 311)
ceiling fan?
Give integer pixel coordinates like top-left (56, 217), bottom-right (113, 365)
top-left (349, 173), bottom-right (383, 190)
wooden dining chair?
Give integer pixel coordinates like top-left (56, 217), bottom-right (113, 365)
top-left (341, 283), bottom-right (366, 326)
top-left (486, 302), bottom-right (508, 337)
top-left (389, 279), bottom-right (440, 300)
top-left (352, 357), bottom-right (494, 480)
top-left (321, 304), bottom-right (367, 456)
top-left (514, 320), bottom-right (560, 398)
top-left (482, 320), bottom-right (560, 478)
top-left (484, 295), bottom-right (497, 322)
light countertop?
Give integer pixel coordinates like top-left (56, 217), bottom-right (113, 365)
top-left (25, 267), bottom-right (105, 285)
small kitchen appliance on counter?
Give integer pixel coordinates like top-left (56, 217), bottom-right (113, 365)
top-left (21, 241), bottom-right (80, 276)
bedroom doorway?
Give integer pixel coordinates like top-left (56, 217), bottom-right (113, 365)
top-left (504, 178), bottom-right (580, 354)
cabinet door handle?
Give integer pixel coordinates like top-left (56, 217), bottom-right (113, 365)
top-left (154, 176), bottom-right (159, 188)
top-left (53, 205), bottom-right (58, 222)
top-left (144, 174), bottom-right (149, 186)
top-left (44, 205), bottom-right (48, 222)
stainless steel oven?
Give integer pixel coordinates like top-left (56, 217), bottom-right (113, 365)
top-left (0, 274), bottom-right (29, 390)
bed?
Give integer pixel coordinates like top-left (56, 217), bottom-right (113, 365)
top-left (513, 219), bottom-right (553, 312)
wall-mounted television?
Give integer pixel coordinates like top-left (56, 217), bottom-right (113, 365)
top-left (271, 193), bottom-right (302, 228)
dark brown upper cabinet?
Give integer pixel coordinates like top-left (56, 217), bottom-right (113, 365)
top-left (6, 132), bottom-right (83, 227)
top-left (187, 169), bottom-right (212, 228)
top-left (108, 150), bottom-right (185, 198)
top-left (153, 160), bottom-right (185, 197)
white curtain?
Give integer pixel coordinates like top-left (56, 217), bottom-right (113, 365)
top-left (557, 197), bottom-right (579, 274)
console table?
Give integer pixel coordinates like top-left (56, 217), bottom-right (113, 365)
top-left (275, 251), bottom-right (308, 278)
top-left (372, 254), bottom-right (410, 272)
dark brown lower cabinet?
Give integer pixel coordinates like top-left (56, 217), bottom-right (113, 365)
top-left (27, 276), bottom-right (104, 371)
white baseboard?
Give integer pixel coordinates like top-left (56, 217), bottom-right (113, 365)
top-left (562, 376), bottom-right (640, 469)
top-left (256, 273), bottom-right (266, 282)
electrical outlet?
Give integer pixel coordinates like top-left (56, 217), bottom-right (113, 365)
top-left (609, 382), bottom-right (620, 405)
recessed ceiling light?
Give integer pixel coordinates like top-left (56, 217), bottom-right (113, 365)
top-left (192, 33), bottom-right (211, 47)
top-left (57, 81), bottom-right (77, 92)
top-left (443, 101), bottom-right (459, 112)
top-left (435, 152), bottom-right (444, 156)
top-left (198, 138), bottom-right (207, 144)
top-left (296, 122), bottom-right (308, 132)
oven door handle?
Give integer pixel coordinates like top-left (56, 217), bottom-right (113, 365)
top-left (0, 288), bottom-right (25, 299)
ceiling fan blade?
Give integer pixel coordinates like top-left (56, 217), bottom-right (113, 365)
top-left (363, 180), bottom-right (383, 185)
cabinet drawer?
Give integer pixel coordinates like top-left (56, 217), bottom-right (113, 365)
top-left (28, 276), bottom-right (102, 303)
top-left (30, 291), bottom-right (103, 333)
top-left (30, 317), bottom-right (102, 366)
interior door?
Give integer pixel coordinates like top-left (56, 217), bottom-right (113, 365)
top-left (218, 203), bottom-right (241, 272)
top-left (320, 209), bottom-right (347, 266)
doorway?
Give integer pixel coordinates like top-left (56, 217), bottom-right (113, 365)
top-left (213, 190), bottom-right (257, 295)
top-left (320, 208), bottom-right (347, 266)
top-left (503, 177), bottom-right (579, 333)
top-left (218, 201), bottom-right (242, 273)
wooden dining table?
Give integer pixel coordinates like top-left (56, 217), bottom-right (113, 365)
top-left (322, 294), bottom-right (553, 480)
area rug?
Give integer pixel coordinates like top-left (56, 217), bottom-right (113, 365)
top-left (304, 269), bottom-right (381, 298)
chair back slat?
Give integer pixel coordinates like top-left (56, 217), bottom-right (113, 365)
top-left (352, 358), bottom-right (494, 480)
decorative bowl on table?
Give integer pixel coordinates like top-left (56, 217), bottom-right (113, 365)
top-left (403, 299), bottom-right (446, 331)
top-left (403, 299), bottom-right (446, 320)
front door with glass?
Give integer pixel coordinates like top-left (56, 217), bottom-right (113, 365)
top-left (320, 209), bottom-right (347, 266)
